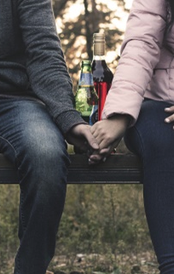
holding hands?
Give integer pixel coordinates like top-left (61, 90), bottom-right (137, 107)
top-left (66, 114), bottom-right (130, 165)
top-left (65, 123), bottom-right (99, 153)
top-left (88, 114), bottom-right (130, 165)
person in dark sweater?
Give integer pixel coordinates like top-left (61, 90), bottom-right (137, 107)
top-left (0, 0), bottom-right (98, 273)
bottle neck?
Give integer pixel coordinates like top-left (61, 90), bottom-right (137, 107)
top-left (93, 41), bottom-right (105, 57)
top-left (81, 65), bottom-right (92, 73)
top-left (93, 55), bottom-right (106, 61)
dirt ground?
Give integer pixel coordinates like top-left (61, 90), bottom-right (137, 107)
top-left (48, 251), bottom-right (159, 274)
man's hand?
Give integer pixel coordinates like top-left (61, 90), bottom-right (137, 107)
top-left (65, 124), bottom-right (99, 153)
top-left (89, 115), bottom-right (130, 164)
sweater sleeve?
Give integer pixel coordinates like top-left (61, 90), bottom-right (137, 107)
top-left (102, 0), bottom-right (167, 125)
top-left (16, 0), bottom-right (85, 134)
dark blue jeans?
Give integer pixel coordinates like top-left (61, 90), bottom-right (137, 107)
top-left (125, 99), bottom-right (174, 274)
top-left (0, 96), bottom-right (70, 274)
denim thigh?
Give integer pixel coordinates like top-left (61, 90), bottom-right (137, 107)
top-left (0, 96), bottom-right (70, 174)
top-left (125, 99), bottom-right (174, 274)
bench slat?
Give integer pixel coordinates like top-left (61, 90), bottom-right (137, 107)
top-left (0, 153), bottom-right (142, 184)
top-left (68, 153), bottom-right (142, 184)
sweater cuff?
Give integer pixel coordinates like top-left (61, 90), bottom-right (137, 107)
top-left (55, 110), bottom-right (87, 135)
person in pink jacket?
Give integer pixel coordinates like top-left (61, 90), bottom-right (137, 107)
top-left (89, 0), bottom-right (174, 273)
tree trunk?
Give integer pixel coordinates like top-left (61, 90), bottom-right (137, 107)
top-left (83, 0), bottom-right (93, 60)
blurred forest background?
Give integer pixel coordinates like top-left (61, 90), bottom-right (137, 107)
top-left (0, 0), bottom-right (159, 274)
top-left (52, 0), bottom-right (132, 91)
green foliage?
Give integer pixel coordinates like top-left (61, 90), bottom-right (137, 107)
top-left (57, 184), bottom-right (151, 258)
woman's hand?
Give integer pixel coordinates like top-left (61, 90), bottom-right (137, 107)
top-left (165, 106), bottom-right (174, 127)
top-left (89, 114), bottom-right (130, 164)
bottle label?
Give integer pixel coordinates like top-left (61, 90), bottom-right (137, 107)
top-left (94, 82), bottom-right (111, 120)
top-left (75, 87), bottom-right (92, 116)
top-left (79, 73), bottom-right (93, 86)
top-left (89, 105), bottom-right (98, 125)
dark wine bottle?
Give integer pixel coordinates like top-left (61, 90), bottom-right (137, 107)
top-left (92, 33), bottom-right (113, 120)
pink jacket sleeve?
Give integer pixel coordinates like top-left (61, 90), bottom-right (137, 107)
top-left (102, 0), bottom-right (167, 125)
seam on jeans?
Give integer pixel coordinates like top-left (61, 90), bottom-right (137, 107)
top-left (14, 187), bottom-right (25, 274)
top-left (132, 126), bottom-right (146, 181)
top-left (15, 248), bottom-right (21, 274)
top-left (15, 187), bottom-right (25, 274)
top-left (20, 186), bottom-right (26, 231)
top-left (0, 136), bottom-right (24, 180)
top-left (0, 135), bottom-right (23, 177)
top-left (0, 135), bottom-right (18, 158)
top-left (0, 135), bottom-right (24, 181)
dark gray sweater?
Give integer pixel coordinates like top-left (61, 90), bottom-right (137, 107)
top-left (0, 0), bottom-right (84, 134)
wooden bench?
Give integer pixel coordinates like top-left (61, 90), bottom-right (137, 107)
top-left (0, 152), bottom-right (142, 184)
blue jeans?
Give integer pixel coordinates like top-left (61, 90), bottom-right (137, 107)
top-left (125, 99), bottom-right (174, 274)
top-left (0, 96), bottom-right (70, 274)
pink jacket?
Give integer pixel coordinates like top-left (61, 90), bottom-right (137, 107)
top-left (102, 0), bottom-right (174, 125)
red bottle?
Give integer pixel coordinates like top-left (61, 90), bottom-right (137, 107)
top-left (92, 33), bottom-right (113, 121)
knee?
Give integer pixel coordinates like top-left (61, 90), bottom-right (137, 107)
top-left (19, 136), bottom-right (68, 205)
top-left (134, 100), bottom-right (174, 156)
top-left (29, 137), bottom-right (68, 165)
top-left (144, 123), bottom-right (174, 157)
top-left (18, 127), bottom-right (70, 182)
top-left (126, 124), bottom-right (174, 159)
top-left (126, 106), bottom-right (174, 159)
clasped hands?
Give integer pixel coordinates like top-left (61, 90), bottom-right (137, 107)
top-left (88, 115), bottom-right (129, 165)
top-left (66, 114), bottom-right (130, 165)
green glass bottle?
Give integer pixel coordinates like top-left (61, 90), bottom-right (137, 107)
top-left (75, 60), bottom-right (98, 124)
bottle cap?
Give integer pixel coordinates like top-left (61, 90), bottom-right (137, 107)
top-left (93, 33), bottom-right (105, 56)
top-left (93, 33), bottom-right (105, 42)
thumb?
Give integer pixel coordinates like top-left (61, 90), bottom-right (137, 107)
top-left (83, 130), bottom-right (99, 150)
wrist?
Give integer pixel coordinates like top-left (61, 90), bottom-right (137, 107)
top-left (108, 114), bottom-right (131, 127)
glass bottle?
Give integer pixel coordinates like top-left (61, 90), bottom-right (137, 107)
top-left (75, 60), bottom-right (98, 124)
top-left (92, 33), bottom-right (113, 120)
